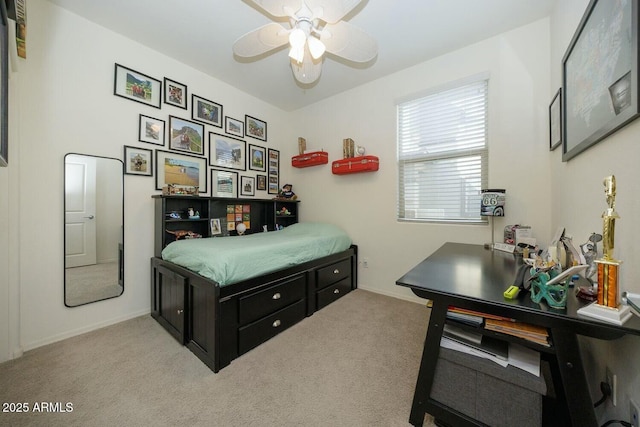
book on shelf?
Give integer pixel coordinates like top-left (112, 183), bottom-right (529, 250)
top-left (445, 310), bottom-right (484, 327)
top-left (448, 306), bottom-right (514, 322)
top-left (484, 318), bottom-right (550, 347)
top-left (442, 324), bottom-right (509, 361)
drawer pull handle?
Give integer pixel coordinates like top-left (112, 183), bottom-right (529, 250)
top-left (272, 292), bottom-right (281, 300)
top-left (272, 319), bottom-right (281, 328)
top-left (333, 289), bottom-right (340, 294)
top-left (177, 309), bottom-right (184, 315)
top-left (333, 269), bottom-right (340, 274)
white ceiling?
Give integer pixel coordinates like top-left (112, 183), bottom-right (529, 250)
top-left (47, 0), bottom-right (557, 111)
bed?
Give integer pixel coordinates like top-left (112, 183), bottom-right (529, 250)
top-left (151, 222), bottom-right (358, 372)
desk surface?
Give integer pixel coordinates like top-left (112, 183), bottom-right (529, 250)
top-left (396, 242), bottom-right (640, 339)
top-left (397, 242), bottom-right (640, 427)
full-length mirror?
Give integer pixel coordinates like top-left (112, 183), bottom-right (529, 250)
top-left (64, 153), bottom-right (124, 307)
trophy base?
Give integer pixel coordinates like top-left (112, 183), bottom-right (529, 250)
top-left (577, 302), bottom-right (632, 325)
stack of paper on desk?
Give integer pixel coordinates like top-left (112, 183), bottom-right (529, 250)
top-left (440, 336), bottom-right (541, 377)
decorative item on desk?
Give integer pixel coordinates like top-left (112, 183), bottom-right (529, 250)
top-left (298, 137), bottom-right (306, 155)
top-left (480, 189), bottom-right (505, 250)
top-left (577, 175), bottom-right (632, 325)
top-left (356, 145), bottom-right (365, 156)
top-left (529, 264), bottom-right (588, 309)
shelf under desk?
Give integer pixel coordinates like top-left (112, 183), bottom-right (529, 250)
top-left (396, 242), bottom-right (640, 427)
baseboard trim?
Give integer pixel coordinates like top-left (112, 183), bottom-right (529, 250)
top-left (357, 284), bottom-right (428, 306)
top-left (22, 308), bottom-right (150, 353)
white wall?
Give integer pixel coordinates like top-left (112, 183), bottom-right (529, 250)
top-left (6, 1), bottom-right (293, 353)
top-left (289, 19), bottom-right (552, 302)
top-left (551, 0), bottom-right (640, 422)
top-left (0, 2), bottom-right (637, 423)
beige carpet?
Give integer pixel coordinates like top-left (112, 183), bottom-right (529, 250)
top-left (0, 289), bottom-right (436, 427)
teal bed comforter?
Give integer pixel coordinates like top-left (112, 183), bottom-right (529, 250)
top-left (161, 222), bottom-right (352, 286)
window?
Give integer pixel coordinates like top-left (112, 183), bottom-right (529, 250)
top-left (397, 79), bottom-right (488, 223)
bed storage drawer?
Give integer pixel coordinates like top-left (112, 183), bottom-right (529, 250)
top-left (238, 299), bottom-right (306, 355)
top-left (317, 277), bottom-right (352, 309)
top-left (238, 274), bottom-right (306, 325)
top-left (316, 259), bottom-right (350, 289)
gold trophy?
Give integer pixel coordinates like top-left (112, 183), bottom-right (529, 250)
top-left (577, 175), bottom-right (632, 324)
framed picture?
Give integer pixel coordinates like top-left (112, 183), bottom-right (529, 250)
top-left (155, 149), bottom-right (207, 192)
top-left (113, 63), bottom-right (161, 108)
top-left (256, 174), bottom-right (267, 191)
top-left (192, 94), bottom-right (223, 127)
top-left (0, 2), bottom-right (7, 167)
top-left (164, 78), bottom-right (187, 109)
top-left (209, 132), bottom-right (246, 171)
top-left (267, 148), bottom-right (280, 195)
top-left (211, 169), bottom-right (238, 198)
top-left (210, 218), bottom-right (222, 236)
top-left (123, 145), bottom-right (153, 176)
top-left (138, 114), bottom-right (165, 146)
top-left (549, 88), bottom-right (562, 151)
top-left (248, 144), bottom-right (266, 171)
top-left (169, 116), bottom-right (204, 155)
top-left (240, 175), bottom-right (255, 196)
top-left (245, 115), bottom-right (267, 141)
top-left (562, 0), bottom-right (640, 161)
top-left (225, 116), bottom-right (244, 138)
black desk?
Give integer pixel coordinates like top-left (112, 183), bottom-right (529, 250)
top-left (396, 242), bottom-right (640, 427)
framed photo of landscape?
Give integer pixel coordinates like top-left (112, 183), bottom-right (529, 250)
top-left (248, 144), bottom-right (266, 172)
top-left (209, 132), bottom-right (246, 171)
top-left (192, 94), bottom-right (223, 127)
top-left (155, 150), bottom-right (206, 192)
top-left (113, 63), bottom-right (161, 108)
top-left (168, 116), bottom-right (204, 155)
top-left (225, 116), bottom-right (244, 138)
top-left (138, 114), bottom-right (165, 146)
top-left (164, 77), bottom-right (187, 109)
top-left (245, 114), bottom-right (267, 141)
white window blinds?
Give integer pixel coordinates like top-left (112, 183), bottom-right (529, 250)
top-left (397, 79), bottom-right (488, 222)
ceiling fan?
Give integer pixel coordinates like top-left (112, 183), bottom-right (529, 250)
top-left (232, 0), bottom-right (378, 84)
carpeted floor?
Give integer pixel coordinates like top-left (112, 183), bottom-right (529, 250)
top-left (0, 289), bottom-right (436, 427)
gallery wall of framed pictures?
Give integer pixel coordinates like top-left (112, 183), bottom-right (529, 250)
top-left (113, 62), bottom-right (278, 200)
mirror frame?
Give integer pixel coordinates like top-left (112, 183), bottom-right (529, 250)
top-left (64, 153), bottom-right (124, 307)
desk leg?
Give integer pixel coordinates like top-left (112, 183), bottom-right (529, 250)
top-left (551, 327), bottom-right (597, 427)
top-left (409, 301), bottom-right (447, 427)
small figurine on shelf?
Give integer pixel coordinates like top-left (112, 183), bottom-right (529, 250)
top-left (279, 184), bottom-right (297, 200)
top-left (279, 207), bottom-right (290, 215)
top-left (356, 145), bottom-right (365, 156)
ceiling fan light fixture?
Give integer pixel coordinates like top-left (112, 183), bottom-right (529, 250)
top-left (288, 28), bottom-right (306, 48)
top-left (307, 36), bottom-right (326, 60)
top-left (288, 45), bottom-right (305, 63)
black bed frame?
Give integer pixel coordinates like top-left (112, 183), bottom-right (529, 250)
top-left (151, 245), bottom-right (357, 372)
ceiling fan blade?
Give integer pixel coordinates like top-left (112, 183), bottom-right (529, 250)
top-left (321, 21), bottom-right (377, 63)
top-left (291, 49), bottom-right (323, 84)
top-left (250, 0), bottom-right (305, 18)
top-left (306, 0), bottom-right (362, 23)
top-left (233, 23), bottom-right (289, 58)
